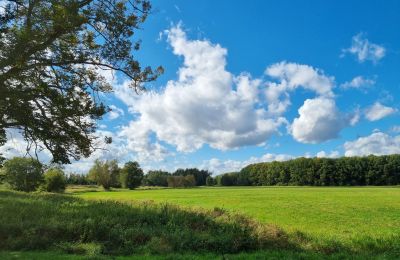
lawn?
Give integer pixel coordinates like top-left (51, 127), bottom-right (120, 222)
top-left (73, 186), bottom-right (400, 250)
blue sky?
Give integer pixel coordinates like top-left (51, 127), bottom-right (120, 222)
top-left (2, 0), bottom-right (400, 174)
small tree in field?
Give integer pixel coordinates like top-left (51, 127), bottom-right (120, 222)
top-left (88, 159), bottom-right (120, 190)
top-left (43, 168), bottom-right (66, 192)
top-left (2, 157), bottom-right (43, 192)
top-left (120, 161), bottom-right (143, 190)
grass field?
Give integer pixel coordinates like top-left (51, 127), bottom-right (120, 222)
top-left (73, 186), bottom-right (400, 252)
top-left (1, 186), bottom-right (400, 258)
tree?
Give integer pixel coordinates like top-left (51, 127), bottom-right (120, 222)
top-left (205, 176), bottom-right (215, 186)
top-left (0, 0), bottom-right (163, 164)
top-left (120, 161), bottom-right (143, 189)
top-left (43, 168), bottom-right (66, 192)
top-left (1, 157), bottom-right (43, 192)
top-left (142, 170), bottom-right (170, 186)
top-left (88, 159), bottom-right (120, 189)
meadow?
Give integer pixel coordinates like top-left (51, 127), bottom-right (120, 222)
top-left (1, 186), bottom-right (399, 259)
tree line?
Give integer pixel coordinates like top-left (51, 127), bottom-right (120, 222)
top-left (209, 155), bottom-right (400, 186)
top-left (0, 157), bottom-right (212, 192)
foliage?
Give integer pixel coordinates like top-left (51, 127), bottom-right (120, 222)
top-left (205, 176), bottom-right (216, 186)
top-left (216, 155), bottom-right (400, 186)
top-left (0, 191), bottom-right (290, 256)
top-left (120, 161), bottom-right (143, 189)
top-left (87, 159), bottom-right (120, 189)
top-left (173, 168), bottom-right (211, 186)
top-left (142, 170), bottom-right (170, 187)
top-left (0, 0), bottom-right (163, 164)
top-left (1, 157), bottom-right (43, 192)
top-left (43, 168), bottom-right (66, 192)
top-left (167, 175), bottom-right (196, 188)
top-left (216, 172), bottom-right (238, 186)
top-left (66, 173), bottom-right (94, 185)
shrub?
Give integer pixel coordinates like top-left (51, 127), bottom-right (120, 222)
top-left (120, 161), bottom-right (143, 189)
top-left (43, 168), bottom-right (66, 192)
top-left (2, 157), bottom-right (43, 192)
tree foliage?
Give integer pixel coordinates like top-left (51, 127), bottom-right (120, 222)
top-left (0, 0), bottom-right (163, 164)
top-left (172, 168), bottom-right (211, 186)
top-left (88, 159), bottom-right (120, 189)
top-left (1, 157), bottom-right (43, 191)
top-left (142, 170), bottom-right (170, 187)
top-left (43, 167), bottom-right (66, 192)
top-left (217, 155), bottom-right (400, 186)
top-left (167, 175), bottom-right (196, 188)
top-left (120, 161), bottom-right (143, 189)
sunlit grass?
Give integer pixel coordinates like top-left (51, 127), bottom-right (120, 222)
top-left (73, 186), bottom-right (400, 251)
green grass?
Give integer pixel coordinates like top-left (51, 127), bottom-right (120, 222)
top-left (1, 250), bottom-right (398, 260)
top-left (73, 186), bottom-right (400, 253)
top-left (1, 186), bottom-right (400, 258)
top-left (0, 190), bottom-right (291, 256)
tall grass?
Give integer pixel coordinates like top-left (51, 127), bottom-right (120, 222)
top-left (0, 191), bottom-right (289, 256)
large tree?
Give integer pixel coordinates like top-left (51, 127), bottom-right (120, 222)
top-left (0, 0), bottom-right (163, 164)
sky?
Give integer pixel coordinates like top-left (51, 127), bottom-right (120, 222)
top-left (2, 0), bottom-right (400, 175)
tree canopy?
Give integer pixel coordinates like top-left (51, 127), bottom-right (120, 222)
top-left (0, 0), bottom-right (163, 164)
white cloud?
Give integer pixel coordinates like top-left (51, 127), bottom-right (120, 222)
top-left (390, 125), bottom-right (400, 133)
top-left (201, 153), bottom-right (294, 175)
top-left (365, 102), bottom-right (397, 121)
top-left (116, 25), bottom-right (286, 155)
top-left (344, 132), bottom-right (400, 156)
top-left (341, 33), bottom-right (385, 63)
top-left (108, 105), bottom-right (125, 120)
top-left (264, 62), bottom-right (335, 115)
top-left (0, 129), bottom-right (52, 162)
top-left (290, 97), bottom-right (349, 143)
top-left (316, 150), bottom-right (340, 158)
top-left (340, 76), bottom-right (375, 89)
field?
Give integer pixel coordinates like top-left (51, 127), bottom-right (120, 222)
top-left (75, 186), bottom-right (400, 244)
top-left (1, 186), bottom-right (400, 259)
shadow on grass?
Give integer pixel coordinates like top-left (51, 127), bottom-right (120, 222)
top-left (0, 191), bottom-right (290, 256)
top-left (0, 190), bottom-right (399, 258)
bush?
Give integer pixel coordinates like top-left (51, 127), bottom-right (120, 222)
top-left (120, 161), bottom-right (143, 189)
top-left (43, 168), bottom-right (66, 192)
top-left (1, 157), bottom-right (43, 192)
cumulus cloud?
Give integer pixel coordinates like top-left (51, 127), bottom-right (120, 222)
top-left (201, 153), bottom-right (294, 175)
top-left (116, 25), bottom-right (287, 156)
top-left (344, 132), bottom-right (400, 156)
top-left (316, 150), bottom-right (340, 158)
top-left (108, 105), bottom-right (125, 120)
top-left (290, 97), bottom-right (350, 143)
top-left (365, 102), bottom-right (397, 121)
top-left (340, 76), bottom-right (375, 90)
top-left (341, 33), bottom-right (385, 63)
top-left (264, 62), bottom-right (335, 115)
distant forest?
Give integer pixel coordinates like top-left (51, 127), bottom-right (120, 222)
top-left (216, 155), bottom-right (400, 186)
top-left (66, 154), bottom-right (400, 187)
